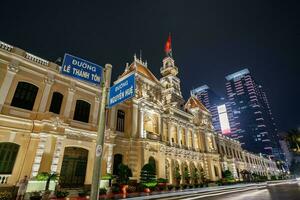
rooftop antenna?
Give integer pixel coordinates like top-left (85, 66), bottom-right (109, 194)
top-left (139, 49), bottom-right (142, 61)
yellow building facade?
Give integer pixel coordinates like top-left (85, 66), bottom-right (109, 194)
top-left (0, 41), bottom-right (279, 188)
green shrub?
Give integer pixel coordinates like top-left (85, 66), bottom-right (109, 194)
top-left (157, 178), bottom-right (168, 183)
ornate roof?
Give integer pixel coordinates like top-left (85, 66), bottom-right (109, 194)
top-left (185, 96), bottom-right (210, 113)
top-left (120, 59), bottom-right (160, 83)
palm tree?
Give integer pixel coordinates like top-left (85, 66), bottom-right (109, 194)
top-left (285, 129), bottom-right (300, 153)
top-left (36, 172), bottom-right (59, 191)
top-left (118, 163), bottom-right (132, 184)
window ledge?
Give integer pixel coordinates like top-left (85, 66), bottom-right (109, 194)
top-left (70, 120), bottom-right (92, 129)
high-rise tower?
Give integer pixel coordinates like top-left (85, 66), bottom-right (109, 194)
top-left (225, 68), bottom-right (281, 159)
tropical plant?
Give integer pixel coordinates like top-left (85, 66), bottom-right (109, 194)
top-left (191, 168), bottom-right (200, 184)
top-left (199, 167), bottom-right (206, 183)
top-left (157, 178), bottom-right (168, 183)
top-left (118, 164), bottom-right (132, 184)
top-left (182, 167), bottom-right (190, 184)
top-left (285, 129), bottom-right (300, 153)
top-left (174, 166), bottom-right (181, 185)
top-left (36, 172), bottom-right (59, 191)
top-left (222, 170), bottom-right (235, 183)
top-left (140, 163), bottom-right (157, 188)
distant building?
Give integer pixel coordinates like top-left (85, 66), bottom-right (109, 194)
top-left (225, 69), bottom-right (282, 159)
top-left (191, 85), bottom-right (236, 136)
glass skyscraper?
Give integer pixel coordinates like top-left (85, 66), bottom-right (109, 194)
top-left (225, 68), bottom-right (281, 159)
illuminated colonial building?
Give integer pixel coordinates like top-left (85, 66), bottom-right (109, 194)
top-left (0, 40), bottom-right (279, 188)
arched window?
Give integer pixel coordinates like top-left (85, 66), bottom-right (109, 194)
top-left (11, 82), bottom-right (38, 110)
top-left (116, 110), bottom-right (125, 132)
top-left (113, 154), bottom-right (123, 175)
top-left (73, 100), bottom-right (90, 123)
top-left (0, 143), bottom-right (19, 174)
top-left (49, 92), bottom-right (63, 114)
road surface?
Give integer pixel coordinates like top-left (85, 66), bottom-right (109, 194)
top-left (156, 182), bottom-right (300, 200)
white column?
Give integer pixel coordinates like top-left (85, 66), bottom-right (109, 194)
top-left (50, 136), bottom-right (65, 173)
top-left (192, 129), bottom-right (195, 149)
top-left (0, 61), bottom-right (19, 111)
top-left (139, 108), bottom-right (144, 138)
top-left (158, 115), bottom-right (163, 141)
top-left (185, 127), bottom-right (189, 148)
top-left (168, 122), bottom-right (172, 145)
top-left (92, 96), bottom-right (100, 124)
top-left (132, 103), bottom-right (138, 137)
top-left (106, 144), bottom-right (115, 174)
top-left (177, 124), bottom-right (182, 147)
top-left (63, 87), bottom-right (75, 118)
top-left (31, 133), bottom-right (48, 177)
top-left (38, 77), bottom-right (54, 112)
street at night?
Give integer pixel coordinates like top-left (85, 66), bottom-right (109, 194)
top-left (188, 182), bottom-right (300, 200)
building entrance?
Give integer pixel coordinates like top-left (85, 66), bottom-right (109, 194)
top-left (60, 147), bottom-right (88, 188)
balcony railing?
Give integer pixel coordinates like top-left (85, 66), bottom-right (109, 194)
top-left (0, 174), bottom-right (11, 184)
top-left (0, 41), bottom-right (13, 52)
top-left (25, 52), bottom-right (49, 66)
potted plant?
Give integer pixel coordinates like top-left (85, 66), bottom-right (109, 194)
top-left (174, 167), bottom-right (181, 188)
top-left (183, 167), bottom-right (190, 184)
top-left (117, 163), bottom-right (132, 194)
top-left (140, 163), bottom-right (157, 192)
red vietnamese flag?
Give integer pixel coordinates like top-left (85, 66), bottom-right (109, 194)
top-left (164, 34), bottom-right (172, 56)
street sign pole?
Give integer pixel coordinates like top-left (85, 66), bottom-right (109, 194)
top-left (90, 64), bottom-right (112, 200)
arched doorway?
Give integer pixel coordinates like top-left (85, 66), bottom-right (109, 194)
top-left (113, 154), bottom-right (123, 176)
top-left (60, 147), bottom-right (88, 188)
top-left (148, 156), bottom-right (156, 174)
top-left (0, 142), bottom-right (19, 174)
top-left (214, 165), bottom-right (219, 178)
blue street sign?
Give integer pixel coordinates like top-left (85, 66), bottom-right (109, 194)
top-left (108, 73), bottom-right (135, 107)
top-left (61, 53), bottom-right (103, 85)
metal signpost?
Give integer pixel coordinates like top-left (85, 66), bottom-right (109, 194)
top-left (60, 56), bottom-right (135, 199)
top-left (90, 64), bottom-right (112, 200)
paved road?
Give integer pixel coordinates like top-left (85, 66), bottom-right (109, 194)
top-left (172, 182), bottom-right (300, 200)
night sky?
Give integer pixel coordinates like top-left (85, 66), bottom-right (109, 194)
top-left (0, 0), bottom-right (299, 132)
